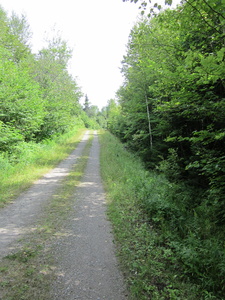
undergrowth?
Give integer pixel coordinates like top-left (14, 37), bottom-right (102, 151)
top-left (99, 131), bottom-right (223, 300)
top-left (0, 127), bottom-right (86, 207)
top-left (0, 132), bottom-right (93, 300)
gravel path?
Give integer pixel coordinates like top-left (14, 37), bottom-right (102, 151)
top-left (0, 131), bottom-right (90, 259)
top-left (51, 132), bottom-right (128, 300)
top-left (0, 131), bottom-right (128, 299)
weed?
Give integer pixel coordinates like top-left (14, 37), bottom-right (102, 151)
top-left (5, 248), bottom-right (38, 263)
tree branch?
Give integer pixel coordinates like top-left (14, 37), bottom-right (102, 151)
top-left (185, 0), bottom-right (222, 34)
top-left (201, 0), bottom-right (225, 20)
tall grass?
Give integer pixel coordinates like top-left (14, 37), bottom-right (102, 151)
top-left (99, 131), bottom-right (220, 300)
top-left (0, 127), bottom-right (86, 207)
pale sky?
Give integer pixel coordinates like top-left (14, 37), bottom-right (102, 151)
top-left (0, 0), bottom-right (180, 109)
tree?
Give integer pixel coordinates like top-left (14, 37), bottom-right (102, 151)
top-left (113, 2), bottom-right (225, 295)
top-left (122, 0), bottom-right (177, 16)
top-left (0, 53), bottom-right (45, 144)
top-left (1, 9), bottom-right (32, 62)
top-left (9, 12), bottom-right (32, 46)
top-left (0, 7), bottom-right (45, 147)
top-left (32, 34), bottom-right (82, 139)
top-left (96, 107), bottom-right (107, 128)
top-left (83, 94), bottom-right (91, 114)
top-left (106, 99), bottom-right (122, 135)
top-left (117, 0), bottom-right (225, 183)
top-left (0, 6), bottom-right (83, 152)
top-left (87, 105), bottom-right (99, 118)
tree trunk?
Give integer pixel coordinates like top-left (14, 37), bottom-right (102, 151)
top-left (144, 90), bottom-right (153, 150)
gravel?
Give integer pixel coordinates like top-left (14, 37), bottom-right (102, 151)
top-left (0, 131), bottom-right (128, 299)
top-left (50, 132), bottom-right (128, 299)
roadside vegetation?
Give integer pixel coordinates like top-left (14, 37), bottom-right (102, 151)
top-left (0, 127), bottom-right (86, 207)
top-left (0, 133), bottom-right (93, 300)
top-left (103, 0), bottom-right (225, 299)
top-left (100, 131), bottom-right (223, 299)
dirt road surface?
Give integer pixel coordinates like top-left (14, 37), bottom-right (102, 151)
top-left (0, 131), bottom-right (128, 300)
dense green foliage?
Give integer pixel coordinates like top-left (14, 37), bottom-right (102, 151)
top-left (106, 0), bottom-right (225, 297)
top-left (0, 6), bottom-right (90, 155)
top-left (101, 131), bottom-right (216, 299)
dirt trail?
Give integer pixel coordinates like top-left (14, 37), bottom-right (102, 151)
top-left (0, 131), bottom-right (127, 299)
top-left (0, 131), bottom-right (90, 259)
top-left (50, 131), bottom-right (128, 299)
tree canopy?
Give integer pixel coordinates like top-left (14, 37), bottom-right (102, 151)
top-left (0, 6), bottom-right (86, 151)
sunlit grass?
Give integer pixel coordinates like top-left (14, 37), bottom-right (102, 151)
top-left (0, 127), bottom-right (86, 207)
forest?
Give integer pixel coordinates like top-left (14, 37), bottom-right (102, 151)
top-left (0, 5), bottom-right (103, 158)
top-left (1, 0), bottom-right (225, 298)
top-left (106, 0), bottom-right (225, 297)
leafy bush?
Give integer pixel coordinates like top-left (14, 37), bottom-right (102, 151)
top-left (0, 121), bottom-right (24, 152)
